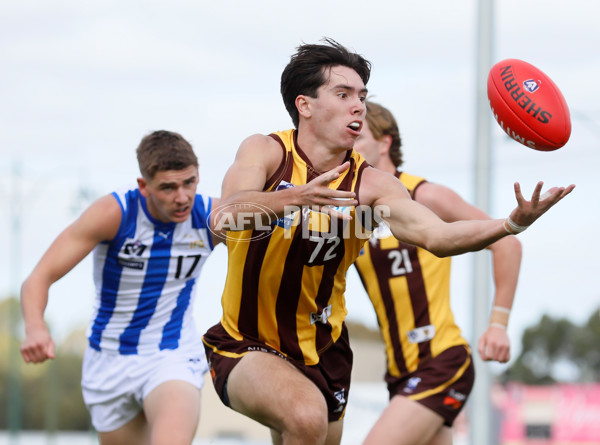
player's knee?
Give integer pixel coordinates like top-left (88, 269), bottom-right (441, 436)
top-left (285, 402), bottom-right (328, 443)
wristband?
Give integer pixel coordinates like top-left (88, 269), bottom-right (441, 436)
top-left (492, 305), bottom-right (511, 314)
top-left (503, 217), bottom-right (528, 235)
top-left (489, 323), bottom-right (507, 330)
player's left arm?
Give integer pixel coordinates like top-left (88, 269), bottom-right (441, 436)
top-left (364, 169), bottom-right (573, 258)
top-left (415, 182), bottom-right (522, 363)
top-left (362, 169), bottom-right (509, 257)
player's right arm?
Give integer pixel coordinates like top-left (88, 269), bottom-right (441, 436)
top-left (214, 134), bottom-right (357, 230)
top-left (20, 194), bottom-right (122, 364)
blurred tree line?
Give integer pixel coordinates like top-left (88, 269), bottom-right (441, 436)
top-left (1, 297), bottom-right (90, 431)
top-left (502, 307), bottom-right (600, 384)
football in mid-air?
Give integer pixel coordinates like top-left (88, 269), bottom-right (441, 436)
top-left (487, 58), bottom-right (571, 151)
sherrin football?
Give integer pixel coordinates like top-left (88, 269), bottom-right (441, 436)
top-left (487, 58), bottom-right (571, 151)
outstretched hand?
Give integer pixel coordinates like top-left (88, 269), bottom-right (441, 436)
top-left (299, 162), bottom-right (358, 220)
top-left (509, 181), bottom-right (575, 227)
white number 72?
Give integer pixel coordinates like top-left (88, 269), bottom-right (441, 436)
top-left (308, 236), bottom-right (340, 264)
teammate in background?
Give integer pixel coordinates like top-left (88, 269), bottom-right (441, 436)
top-left (20, 130), bottom-right (222, 445)
top-left (352, 100), bottom-right (521, 445)
top-left (202, 38), bottom-right (573, 445)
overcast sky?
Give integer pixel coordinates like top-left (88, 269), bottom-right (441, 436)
top-left (1, 0), bottom-right (599, 371)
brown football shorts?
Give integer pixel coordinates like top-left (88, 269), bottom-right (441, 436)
top-left (203, 322), bottom-right (353, 422)
top-left (386, 345), bottom-right (475, 426)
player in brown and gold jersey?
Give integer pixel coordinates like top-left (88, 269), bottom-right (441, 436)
top-left (203, 39), bottom-right (573, 445)
top-left (353, 100), bottom-right (523, 445)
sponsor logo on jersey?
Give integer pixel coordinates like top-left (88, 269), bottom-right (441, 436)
top-left (407, 324), bottom-right (436, 344)
top-left (328, 197), bottom-right (354, 219)
top-left (310, 304), bottom-right (332, 325)
top-left (403, 376), bottom-right (422, 393)
top-left (188, 239), bottom-right (205, 249)
top-left (117, 258), bottom-right (144, 269)
top-left (443, 389), bottom-right (467, 410)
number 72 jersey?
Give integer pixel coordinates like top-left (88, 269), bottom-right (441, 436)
top-left (219, 129), bottom-right (371, 366)
top-left (89, 187), bottom-right (215, 355)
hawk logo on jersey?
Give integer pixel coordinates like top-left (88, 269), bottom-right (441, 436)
top-left (310, 304), bottom-right (332, 325)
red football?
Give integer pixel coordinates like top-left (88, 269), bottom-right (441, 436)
top-left (487, 59), bottom-right (571, 151)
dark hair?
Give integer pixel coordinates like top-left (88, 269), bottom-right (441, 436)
top-left (136, 130), bottom-right (198, 179)
top-left (281, 37), bottom-right (372, 128)
top-left (365, 101), bottom-right (403, 167)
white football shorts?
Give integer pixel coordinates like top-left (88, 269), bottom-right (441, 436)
top-left (81, 339), bottom-right (208, 432)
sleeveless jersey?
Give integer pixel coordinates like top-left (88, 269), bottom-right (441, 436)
top-left (220, 129), bottom-right (370, 365)
top-left (354, 172), bottom-right (467, 377)
top-left (88, 188), bottom-right (214, 355)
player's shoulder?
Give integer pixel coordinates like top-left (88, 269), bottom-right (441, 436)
top-left (362, 166), bottom-right (402, 184)
top-left (76, 193), bottom-right (123, 241)
top-left (92, 192), bottom-right (125, 215)
top-left (359, 167), bottom-right (409, 206)
top-left (236, 132), bottom-right (286, 172)
top-left (110, 186), bottom-right (141, 210)
top-left (239, 133), bottom-right (282, 151)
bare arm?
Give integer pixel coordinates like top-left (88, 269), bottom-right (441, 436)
top-left (20, 195), bottom-right (121, 363)
top-left (478, 237), bottom-right (522, 362)
top-left (361, 168), bottom-right (574, 257)
top-left (214, 134), bottom-right (358, 230)
top-left (415, 182), bottom-right (522, 362)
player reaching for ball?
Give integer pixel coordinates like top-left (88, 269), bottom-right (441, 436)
top-left (202, 37), bottom-right (573, 445)
top-left (353, 100), bottom-right (522, 445)
top-left (20, 130), bottom-right (222, 445)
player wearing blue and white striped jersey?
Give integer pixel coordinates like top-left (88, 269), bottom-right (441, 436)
top-left (21, 130), bottom-right (222, 445)
top-left (88, 186), bottom-right (215, 355)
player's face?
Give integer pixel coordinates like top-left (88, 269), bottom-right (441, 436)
top-left (307, 65), bottom-right (367, 150)
top-left (138, 165), bottom-right (199, 223)
top-left (353, 119), bottom-right (386, 167)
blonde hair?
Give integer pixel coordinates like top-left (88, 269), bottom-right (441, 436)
top-left (364, 101), bottom-right (403, 167)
